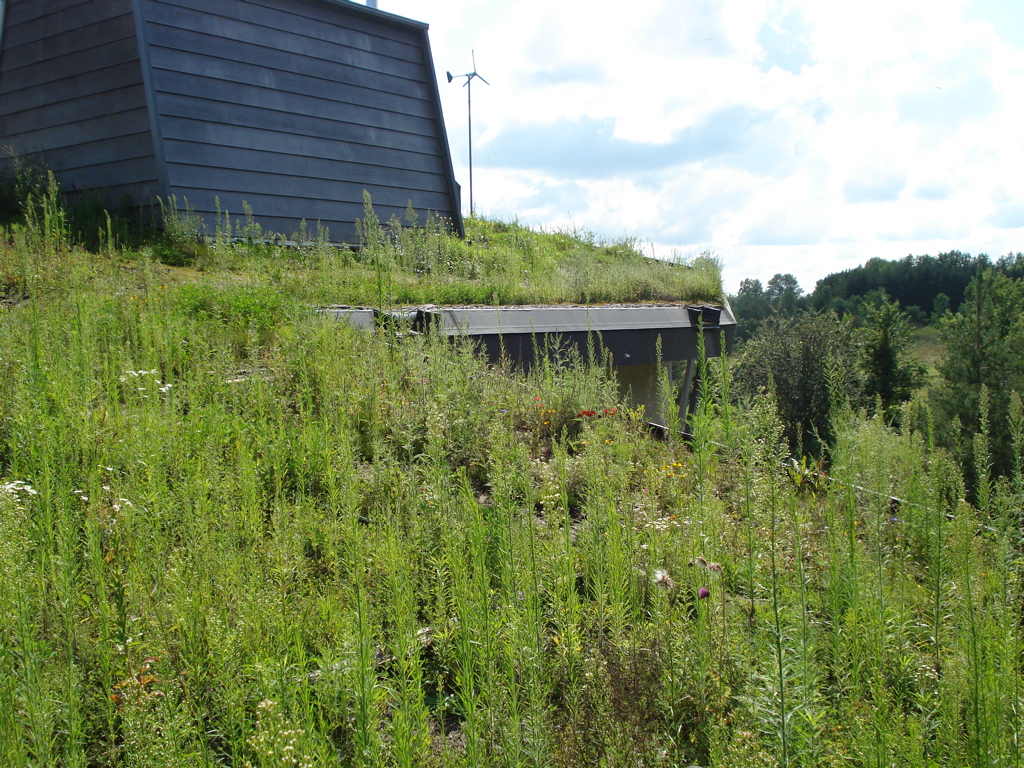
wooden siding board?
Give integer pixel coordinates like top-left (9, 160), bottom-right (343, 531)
top-left (1, 35), bottom-right (142, 92)
top-left (163, 140), bottom-right (450, 194)
top-left (142, 24), bottom-right (430, 100)
top-left (161, 206), bottom-right (357, 240)
top-left (2, 0), bottom-right (128, 47)
top-left (165, 189), bottom-right (369, 220)
top-left (42, 132), bottom-right (155, 171)
top-left (58, 156), bottom-right (164, 191)
top-left (5, 0), bottom-right (103, 26)
top-left (163, 188), bottom-right (451, 239)
top-left (3, 92), bottom-right (150, 137)
top-left (1, 61), bottom-right (144, 115)
top-left (166, 165), bottom-right (453, 211)
top-left (3, 12), bottom-right (136, 67)
top-left (150, 69), bottom-right (438, 137)
top-left (155, 0), bottom-right (422, 62)
top-left (159, 119), bottom-right (446, 174)
top-left (146, 45), bottom-right (435, 118)
top-left (243, 0), bottom-right (426, 40)
top-left (156, 94), bottom-right (442, 155)
top-left (68, 180), bottom-right (162, 205)
top-left (143, 3), bottom-right (424, 81)
top-left (7, 110), bottom-right (152, 166)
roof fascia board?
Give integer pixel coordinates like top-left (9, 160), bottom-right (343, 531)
top-left (300, 0), bottom-right (429, 30)
top-left (418, 25), bottom-right (465, 237)
top-left (0, 2), bottom-right (8, 77)
top-left (131, 0), bottom-right (171, 204)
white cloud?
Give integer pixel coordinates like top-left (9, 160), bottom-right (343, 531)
top-left (383, 0), bottom-right (1024, 294)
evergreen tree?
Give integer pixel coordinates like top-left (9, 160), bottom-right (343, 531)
top-left (931, 269), bottom-right (1024, 481)
top-left (765, 273), bottom-right (802, 315)
top-left (731, 278), bottom-right (771, 341)
top-left (732, 311), bottom-right (862, 457)
top-left (859, 299), bottom-right (926, 421)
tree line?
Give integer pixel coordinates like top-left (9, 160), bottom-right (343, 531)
top-left (724, 253), bottom-right (1024, 495)
top-left (732, 251), bottom-right (1024, 338)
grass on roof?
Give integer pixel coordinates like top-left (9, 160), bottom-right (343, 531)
top-left (2, 182), bottom-right (722, 309)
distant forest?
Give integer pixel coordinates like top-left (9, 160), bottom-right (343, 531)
top-left (730, 251), bottom-right (1024, 340)
top-left (726, 250), bottom-right (1024, 493)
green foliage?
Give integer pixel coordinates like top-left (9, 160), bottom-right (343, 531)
top-left (730, 274), bottom-right (807, 341)
top-left (150, 191), bottom-right (724, 305)
top-left (858, 298), bottom-right (927, 420)
top-left (931, 268), bottom-right (1024, 483)
top-left (2, 262), bottom-right (1024, 766)
top-left (810, 250), bottom-right (1024, 325)
top-left (732, 311), bottom-right (863, 456)
top-left (765, 272), bottom-right (803, 315)
top-left (2, 177), bottom-right (1024, 768)
top-left (731, 298), bottom-right (929, 460)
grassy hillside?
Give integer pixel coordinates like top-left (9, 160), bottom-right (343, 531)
top-left (910, 325), bottom-right (945, 383)
top-left (0, 184), bottom-right (721, 309)
top-left (1, 203), bottom-right (1022, 768)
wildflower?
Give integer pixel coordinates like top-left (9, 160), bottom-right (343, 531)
top-left (2, 480), bottom-right (37, 497)
top-left (577, 410), bottom-right (597, 418)
top-left (653, 569), bottom-right (675, 589)
top-left (697, 587), bottom-right (710, 600)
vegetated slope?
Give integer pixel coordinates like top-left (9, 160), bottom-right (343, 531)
top-left (1, 215), bottom-right (1022, 768)
top-left (910, 324), bottom-right (945, 380)
top-left (1, 176), bottom-right (723, 308)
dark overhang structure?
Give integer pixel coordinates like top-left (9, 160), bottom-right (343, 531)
top-left (321, 303), bottom-right (737, 426)
top-left (321, 303), bottom-right (734, 362)
top-left (0, 0), bottom-right (464, 240)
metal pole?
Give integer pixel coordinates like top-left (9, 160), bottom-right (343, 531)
top-left (467, 77), bottom-right (473, 217)
top-left (446, 55), bottom-right (487, 219)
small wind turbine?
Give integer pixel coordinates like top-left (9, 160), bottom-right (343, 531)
top-left (447, 51), bottom-right (489, 217)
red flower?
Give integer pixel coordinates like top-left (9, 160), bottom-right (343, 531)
top-left (577, 410), bottom-right (597, 418)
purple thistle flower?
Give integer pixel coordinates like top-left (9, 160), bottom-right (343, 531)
top-left (697, 587), bottom-right (711, 600)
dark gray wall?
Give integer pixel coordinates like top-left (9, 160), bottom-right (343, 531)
top-left (136, 0), bottom-right (462, 241)
top-left (0, 0), bottom-right (160, 209)
top-left (0, 0), bottom-right (463, 240)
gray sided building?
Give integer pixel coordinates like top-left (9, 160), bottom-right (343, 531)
top-left (0, 0), bottom-right (464, 241)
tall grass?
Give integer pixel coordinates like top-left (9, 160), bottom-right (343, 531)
top-left (0, 197), bottom-right (1021, 767)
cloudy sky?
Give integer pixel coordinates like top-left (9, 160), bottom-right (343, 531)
top-left (382, 0), bottom-right (1024, 294)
